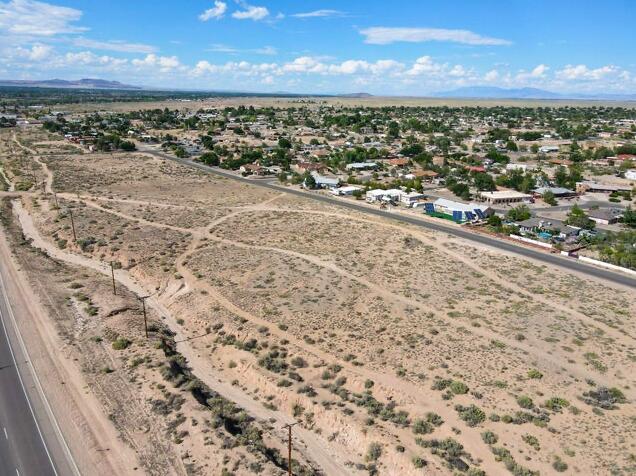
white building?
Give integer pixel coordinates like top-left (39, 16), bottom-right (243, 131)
top-left (477, 190), bottom-right (534, 205)
top-left (625, 169), bottom-right (636, 180)
top-left (399, 191), bottom-right (425, 207)
top-left (331, 185), bottom-right (363, 196)
top-left (365, 189), bottom-right (401, 203)
top-left (309, 171), bottom-right (339, 189)
top-left (539, 145), bottom-right (560, 153)
top-left (345, 162), bottom-right (378, 171)
top-left (506, 163), bottom-right (528, 172)
top-left (432, 198), bottom-right (493, 222)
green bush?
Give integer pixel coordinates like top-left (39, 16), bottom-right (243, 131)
top-left (450, 381), bottom-right (469, 394)
top-left (366, 442), bottom-right (382, 462)
top-left (552, 457), bottom-right (568, 472)
top-left (481, 430), bottom-right (498, 445)
top-left (426, 412), bottom-right (443, 427)
top-left (455, 404), bottom-right (486, 427)
top-left (112, 337), bottom-right (131, 350)
top-left (544, 397), bottom-right (569, 412)
top-left (412, 456), bottom-right (427, 468)
top-left (412, 419), bottom-right (434, 435)
top-left (517, 395), bottom-right (534, 409)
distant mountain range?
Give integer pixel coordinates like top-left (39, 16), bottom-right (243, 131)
top-left (431, 86), bottom-right (636, 101)
top-left (0, 78), bottom-right (142, 90)
top-left (337, 92), bottom-right (374, 98)
top-left (1, 79), bottom-right (634, 101)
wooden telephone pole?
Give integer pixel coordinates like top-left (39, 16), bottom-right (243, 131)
top-left (282, 422), bottom-right (298, 476)
top-left (139, 295), bottom-right (149, 338)
top-left (68, 209), bottom-right (77, 241)
top-left (110, 262), bottom-right (117, 295)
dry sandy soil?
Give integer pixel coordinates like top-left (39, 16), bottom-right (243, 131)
top-left (1, 126), bottom-right (635, 476)
top-left (61, 96), bottom-right (636, 114)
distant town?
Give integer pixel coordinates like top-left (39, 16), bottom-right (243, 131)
top-left (9, 98), bottom-right (633, 271)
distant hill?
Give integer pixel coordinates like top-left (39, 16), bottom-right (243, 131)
top-left (338, 92), bottom-right (373, 98)
top-left (0, 78), bottom-right (142, 90)
top-left (432, 86), bottom-right (636, 101)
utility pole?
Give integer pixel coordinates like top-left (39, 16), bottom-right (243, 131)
top-left (282, 422), bottom-right (298, 476)
top-left (139, 295), bottom-right (149, 338)
top-left (68, 208), bottom-right (77, 241)
top-left (110, 261), bottom-right (117, 295)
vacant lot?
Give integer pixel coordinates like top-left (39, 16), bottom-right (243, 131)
top-left (5, 126), bottom-right (636, 476)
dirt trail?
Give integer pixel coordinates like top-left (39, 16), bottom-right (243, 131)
top-left (0, 166), bottom-right (14, 192)
top-left (11, 199), bottom-right (354, 476)
top-left (204, 233), bottom-right (621, 389)
top-left (33, 184), bottom-right (624, 395)
top-left (0, 210), bottom-right (138, 475)
top-left (171, 233), bottom-right (502, 473)
top-left (242, 206), bottom-right (632, 343)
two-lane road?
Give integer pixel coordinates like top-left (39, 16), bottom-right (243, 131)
top-left (0, 290), bottom-right (56, 475)
top-left (0, 267), bottom-right (70, 476)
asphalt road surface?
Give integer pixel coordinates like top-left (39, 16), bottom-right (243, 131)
top-left (0, 279), bottom-right (57, 476)
top-left (142, 147), bottom-right (636, 289)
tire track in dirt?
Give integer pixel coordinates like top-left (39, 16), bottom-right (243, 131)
top-left (11, 199), bottom-right (353, 476)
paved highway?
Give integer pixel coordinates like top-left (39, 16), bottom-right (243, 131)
top-left (142, 147), bottom-right (636, 288)
top-left (0, 275), bottom-right (57, 476)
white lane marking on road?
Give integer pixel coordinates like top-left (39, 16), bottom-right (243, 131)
top-left (3, 426), bottom-right (7, 439)
top-left (0, 276), bottom-right (58, 476)
top-left (0, 250), bottom-right (81, 475)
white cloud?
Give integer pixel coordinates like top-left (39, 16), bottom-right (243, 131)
top-left (484, 70), bottom-right (499, 81)
top-left (132, 53), bottom-right (182, 72)
top-left (360, 27), bottom-right (511, 46)
top-left (406, 56), bottom-right (446, 76)
top-left (291, 9), bottom-right (344, 18)
top-left (60, 51), bottom-right (128, 69)
top-left (515, 63), bottom-right (550, 81)
top-left (73, 37), bottom-right (156, 54)
top-left (449, 64), bottom-right (468, 77)
top-left (17, 43), bottom-right (52, 60)
top-left (232, 4), bottom-right (268, 20)
top-left (556, 64), bottom-right (619, 81)
top-left (282, 56), bottom-right (327, 74)
top-left (530, 64), bottom-right (549, 78)
top-left (208, 44), bottom-right (277, 55)
top-left (0, 0), bottom-right (86, 36)
top-left (199, 1), bottom-right (227, 21)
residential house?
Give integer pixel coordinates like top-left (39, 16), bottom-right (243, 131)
top-left (308, 171), bottom-right (339, 189)
top-left (588, 208), bottom-right (624, 225)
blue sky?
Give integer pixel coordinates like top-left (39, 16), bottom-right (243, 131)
top-left (1, 0), bottom-right (635, 94)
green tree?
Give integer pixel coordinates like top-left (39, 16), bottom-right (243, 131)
top-left (507, 205), bottom-right (531, 222)
top-left (278, 137), bottom-right (292, 149)
top-left (473, 172), bottom-right (496, 191)
top-left (565, 205), bottom-right (595, 230)
top-left (120, 141), bottom-right (136, 151)
top-left (621, 207), bottom-right (636, 228)
top-left (542, 190), bottom-right (557, 206)
top-left (303, 172), bottom-right (317, 189)
top-left (199, 152), bottom-right (219, 166)
top-left (487, 215), bottom-right (503, 228)
top-left (387, 121), bottom-right (400, 139)
top-left (450, 183), bottom-right (471, 200)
